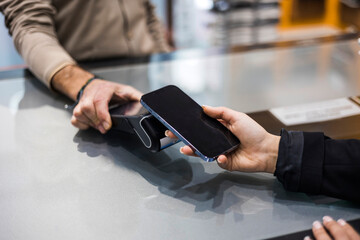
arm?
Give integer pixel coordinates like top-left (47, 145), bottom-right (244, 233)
top-left (53, 65), bottom-right (142, 133)
top-left (275, 130), bottom-right (360, 202)
top-left (1, 0), bottom-right (143, 133)
top-left (175, 106), bottom-right (360, 202)
top-left (144, 0), bottom-right (171, 52)
top-left (0, 0), bottom-right (76, 87)
top-left (0, 0), bottom-right (90, 99)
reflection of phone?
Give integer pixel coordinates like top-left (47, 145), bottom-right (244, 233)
top-left (109, 102), bottom-right (149, 134)
top-left (110, 102), bottom-right (148, 117)
top-left (141, 85), bottom-right (240, 162)
top-left (109, 102), bottom-right (179, 152)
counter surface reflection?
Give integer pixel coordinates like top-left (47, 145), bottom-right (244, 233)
top-left (1, 39), bottom-right (360, 240)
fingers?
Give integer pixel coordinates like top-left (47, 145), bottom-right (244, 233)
top-left (216, 155), bottom-right (229, 169)
top-left (72, 103), bottom-right (97, 129)
top-left (174, 106), bottom-right (238, 165)
top-left (72, 82), bottom-right (105, 133)
top-left (322, 216), bottom-right (347, 240)
top-left (71, 80), bottom-right (143, 134)
top-left (337, 219), bottom-right (360, 240)
top-left (177, 145), bottom-right (231, 169)
top-left (166, 131), bottom-right (203, 157)
top-left (166, 129), bottom-right (197, 156)
top-left (202, 106), bottom-right (239, 125)
top-left (310, 216), bottom-right (360, 240)
top-left (70, 115), bottom-right (90, 130)
top-left (93, 88), bottom-right (113, 134)
top-left (312, 220), bottom-right (332, 240)
top-left (114, 84), bottom-right (143, 102)
top-left (179, 146), bottom-right (197, 157)
top-left (165, 130), bottom-right (177, 139)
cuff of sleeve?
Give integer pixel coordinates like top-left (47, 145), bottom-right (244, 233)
top-left (298, 132), bottom-right (325, 194)
top-left (47, 62), bottom-right (76, 91)
top-left (274, 129), bottom-right (304, 191)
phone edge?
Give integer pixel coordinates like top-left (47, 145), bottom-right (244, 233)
top-left (140, 98), bottom-right (216, 162)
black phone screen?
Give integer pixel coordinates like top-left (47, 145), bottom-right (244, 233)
top-left (141, 85), bottom-right (240, 160)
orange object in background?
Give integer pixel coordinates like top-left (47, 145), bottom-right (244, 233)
top-left (279, 0), bottom-right (344, 30)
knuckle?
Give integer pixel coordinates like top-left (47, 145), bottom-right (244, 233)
top-left (71, 118), bottom-right (77, 126)
top-left (72, 109), bottom-right (82, 118)
top-left (324, 221), bottom-right (336, 228)
top-left (97, 111), bottom-right (108, 122)
top-left (71, 120), bottom-right (82, 129)
top-left (80, 102), bottom-right (93, 115)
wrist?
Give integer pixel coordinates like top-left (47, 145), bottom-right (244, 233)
top-left (51, 65), bottom-right (94, 101)
top-left (264, 134), bottom-right (280, 174)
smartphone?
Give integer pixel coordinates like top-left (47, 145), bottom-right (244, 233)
top-left (140, 85), bottom-right (240, 162)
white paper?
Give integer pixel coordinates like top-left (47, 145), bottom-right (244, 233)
top-left (269, 98), bottom-right (360, 126)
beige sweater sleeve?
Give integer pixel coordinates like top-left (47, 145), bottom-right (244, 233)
top-left (144, 0), bottom-right (171, 53)
top-left (0, 0), bottom-right (76, 88)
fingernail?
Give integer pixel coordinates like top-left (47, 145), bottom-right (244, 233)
top-left (217, 155), bottom-right (226, 164)
top-left (180, 147), bottom-right (184, 154)
top-left (165, 130), bottom-right (170, 137)
top-left (323, 216), bottom-right (333, 223)
top-left (102, 121), bottom-right (110, 130)
top-left (304, 236), bottom-right (311, 240)
top-left (337, 219), bottom-right (347, 226)
top-left (313, 221), bottom-right (322, 229)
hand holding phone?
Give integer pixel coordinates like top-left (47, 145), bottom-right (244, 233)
top-left (141, 85), bottom-right (240, 162)
top-left (177, 105), bottom-right (281, 173)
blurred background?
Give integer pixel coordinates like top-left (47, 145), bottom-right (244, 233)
top-left (1, 0), bottom-right (360, 70)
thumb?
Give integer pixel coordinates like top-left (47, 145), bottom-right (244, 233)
top-left (115, 85), bottom-right (143, 102)
top-left (203, 106), bottom-right (238, 125)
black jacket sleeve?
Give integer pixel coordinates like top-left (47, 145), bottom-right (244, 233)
top-left (275, 129), bottom-right (360, 202)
